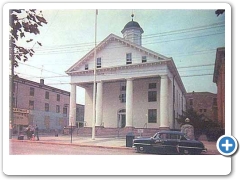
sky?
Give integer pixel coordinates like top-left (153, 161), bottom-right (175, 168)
top-left (13, 7), bottom-right (225, 105)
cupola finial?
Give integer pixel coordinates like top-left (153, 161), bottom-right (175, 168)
top-left (131, 11), bottom-right (134, 21)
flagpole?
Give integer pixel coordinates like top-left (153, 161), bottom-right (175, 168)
top-left (92, 9), bottom-right (98, 140)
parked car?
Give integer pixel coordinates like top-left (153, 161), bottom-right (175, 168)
top-left (133, 131), bottom-right (207, 155)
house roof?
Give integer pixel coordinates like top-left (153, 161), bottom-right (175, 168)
top-left (13, 75), bottom-right (70, 96)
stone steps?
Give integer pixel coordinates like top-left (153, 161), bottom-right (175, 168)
top-left (73, 127), bottom-right (164, 138)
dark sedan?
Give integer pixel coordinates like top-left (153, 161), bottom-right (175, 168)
top-left (133, 131), bottom-right (207, 155)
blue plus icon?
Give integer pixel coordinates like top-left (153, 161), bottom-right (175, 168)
top-left (217, 135), bottom-right (238, 156)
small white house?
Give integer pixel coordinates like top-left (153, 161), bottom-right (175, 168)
top-left (66, 17), bottom-right (186, 132)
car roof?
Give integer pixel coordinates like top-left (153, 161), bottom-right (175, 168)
top-left (157, 131), bottom-right (184, 135)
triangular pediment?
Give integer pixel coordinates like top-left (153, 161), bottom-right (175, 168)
top-left (66, 34), bottom-right (169, 74)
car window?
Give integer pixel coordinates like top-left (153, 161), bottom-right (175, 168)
top-left (159, 133), bottom-right (167, 139)
top-left (169, 134), bottom-right (179, 140)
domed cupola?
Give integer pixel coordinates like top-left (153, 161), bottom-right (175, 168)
top-left (121, 14), bottom-right (144, 46)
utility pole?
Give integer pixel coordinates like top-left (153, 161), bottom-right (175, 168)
top-left (92, 9), bottom-right (98, 140)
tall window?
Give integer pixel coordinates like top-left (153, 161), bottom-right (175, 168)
top-left (142, 56), bottom-right (147, 63)
top-left (63, 107), bottom-right (67, 116)
top-left (148, 109), bottom-right (157, 123)
top-left (119, 82), bottom-right (126, 103)
top-left (148, 83), bottom-right (157, 102)
top-left (56, 105), bottom-right (60, 113)
top-left (97, 57), bottom-right (101, 68)
top-left (29, 100), bottom-right (34, 110)
top-left (45, 91), bottom-right (49, 99)
top-left (45, 103), bottom-right (49, 112)
top-left (126, 53), bottom-right (132, 64)
top-left (57, 94), bottom-right (60, 101)
top-left (30, 87), bottom-right (34, 96)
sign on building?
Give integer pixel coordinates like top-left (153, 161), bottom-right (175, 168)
top-left (13, 108), bottom-right (29, 125)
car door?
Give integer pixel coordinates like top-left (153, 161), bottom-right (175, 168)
top-left (163, 134), bottom-right (180, 154)
top-left (152, 133), bottom-right (167, 153)
top-left (152, 133), bottom-right (163, 145)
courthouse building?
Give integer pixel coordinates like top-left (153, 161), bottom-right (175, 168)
top-left (66, 16), bottom-right (186, 134)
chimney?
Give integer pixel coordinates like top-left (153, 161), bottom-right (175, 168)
top-left (40, 79), bottom-right (44, 85)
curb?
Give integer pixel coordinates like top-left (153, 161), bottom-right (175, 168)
top-left (10, 139), bottom-right (133, 150)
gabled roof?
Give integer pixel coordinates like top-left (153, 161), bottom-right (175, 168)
top-left (65, 33), bottom-right (169, 73)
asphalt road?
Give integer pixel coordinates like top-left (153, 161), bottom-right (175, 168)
top-left (9, 141), bottom-right (141, 155)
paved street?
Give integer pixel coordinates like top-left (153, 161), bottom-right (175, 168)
top-left (9, 141), bottom-right (139, 155)
top-left (9, 134), bottom-right (220, 155)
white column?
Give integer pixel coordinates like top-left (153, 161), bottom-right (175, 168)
top-left (69, 84), bottom-right (76, 126)
top-left (160, 75), bottom-right (169, 128)
top-left (126, 78), bottom-right (133, 127)
top-left (96, 81), bottom-right (103, 126)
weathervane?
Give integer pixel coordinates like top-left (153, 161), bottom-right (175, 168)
top-left (131, 10), bottom-right (134, 21)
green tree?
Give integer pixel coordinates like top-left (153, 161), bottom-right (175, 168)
top-left (9, 9), bottom-right (47, 139)
top-left (215, 9), bottom-right (225, 16)
top-left (176, 108), bottom-right (223, 140)
top-left (9, 9), bottom-right (47, 67)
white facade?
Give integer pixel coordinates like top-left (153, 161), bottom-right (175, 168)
top-left (66, 20), bottom-right (186, 130)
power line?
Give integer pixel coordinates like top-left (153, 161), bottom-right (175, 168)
top-left (18, 62), bottom-right (66, 76)
top-left (32, 21), bottom-right (224, 55)
top-left (33, 21), bottom-right (224, 51)
top-left (34, 30), bottom-right (224, 55)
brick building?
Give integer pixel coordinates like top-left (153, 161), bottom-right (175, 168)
top-left (185, 91), bottom-right (218, 122)
top-left (213, 47), bottom-right (225, 128)
top-left (12, 76), bottom-right (84, 133)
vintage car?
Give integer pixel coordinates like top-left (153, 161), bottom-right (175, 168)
top-left (133, 131), bottom-right (207, 155)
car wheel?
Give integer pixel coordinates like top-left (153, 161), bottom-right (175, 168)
top-left (137, 146), bottom-right (147, 153)
top-left (179, 148), bottom-right (190, 155)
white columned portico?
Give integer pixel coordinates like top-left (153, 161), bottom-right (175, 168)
top-left (160, 75), bottom-right (169, 128)
top-left (126, 78), bottom-right (133, 127)
top-left (96, 81), bottom-right (103, 126)
top-left (69, 84), bottom-right (76, 126)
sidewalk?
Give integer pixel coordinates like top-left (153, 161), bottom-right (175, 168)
top-left (12, 134), bottom-right (130, 149)
top-left (11, 134), bottom-right (220, 154)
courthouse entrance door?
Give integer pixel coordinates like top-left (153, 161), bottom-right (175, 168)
top-left (118, 109), bottom-right (126, 128)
